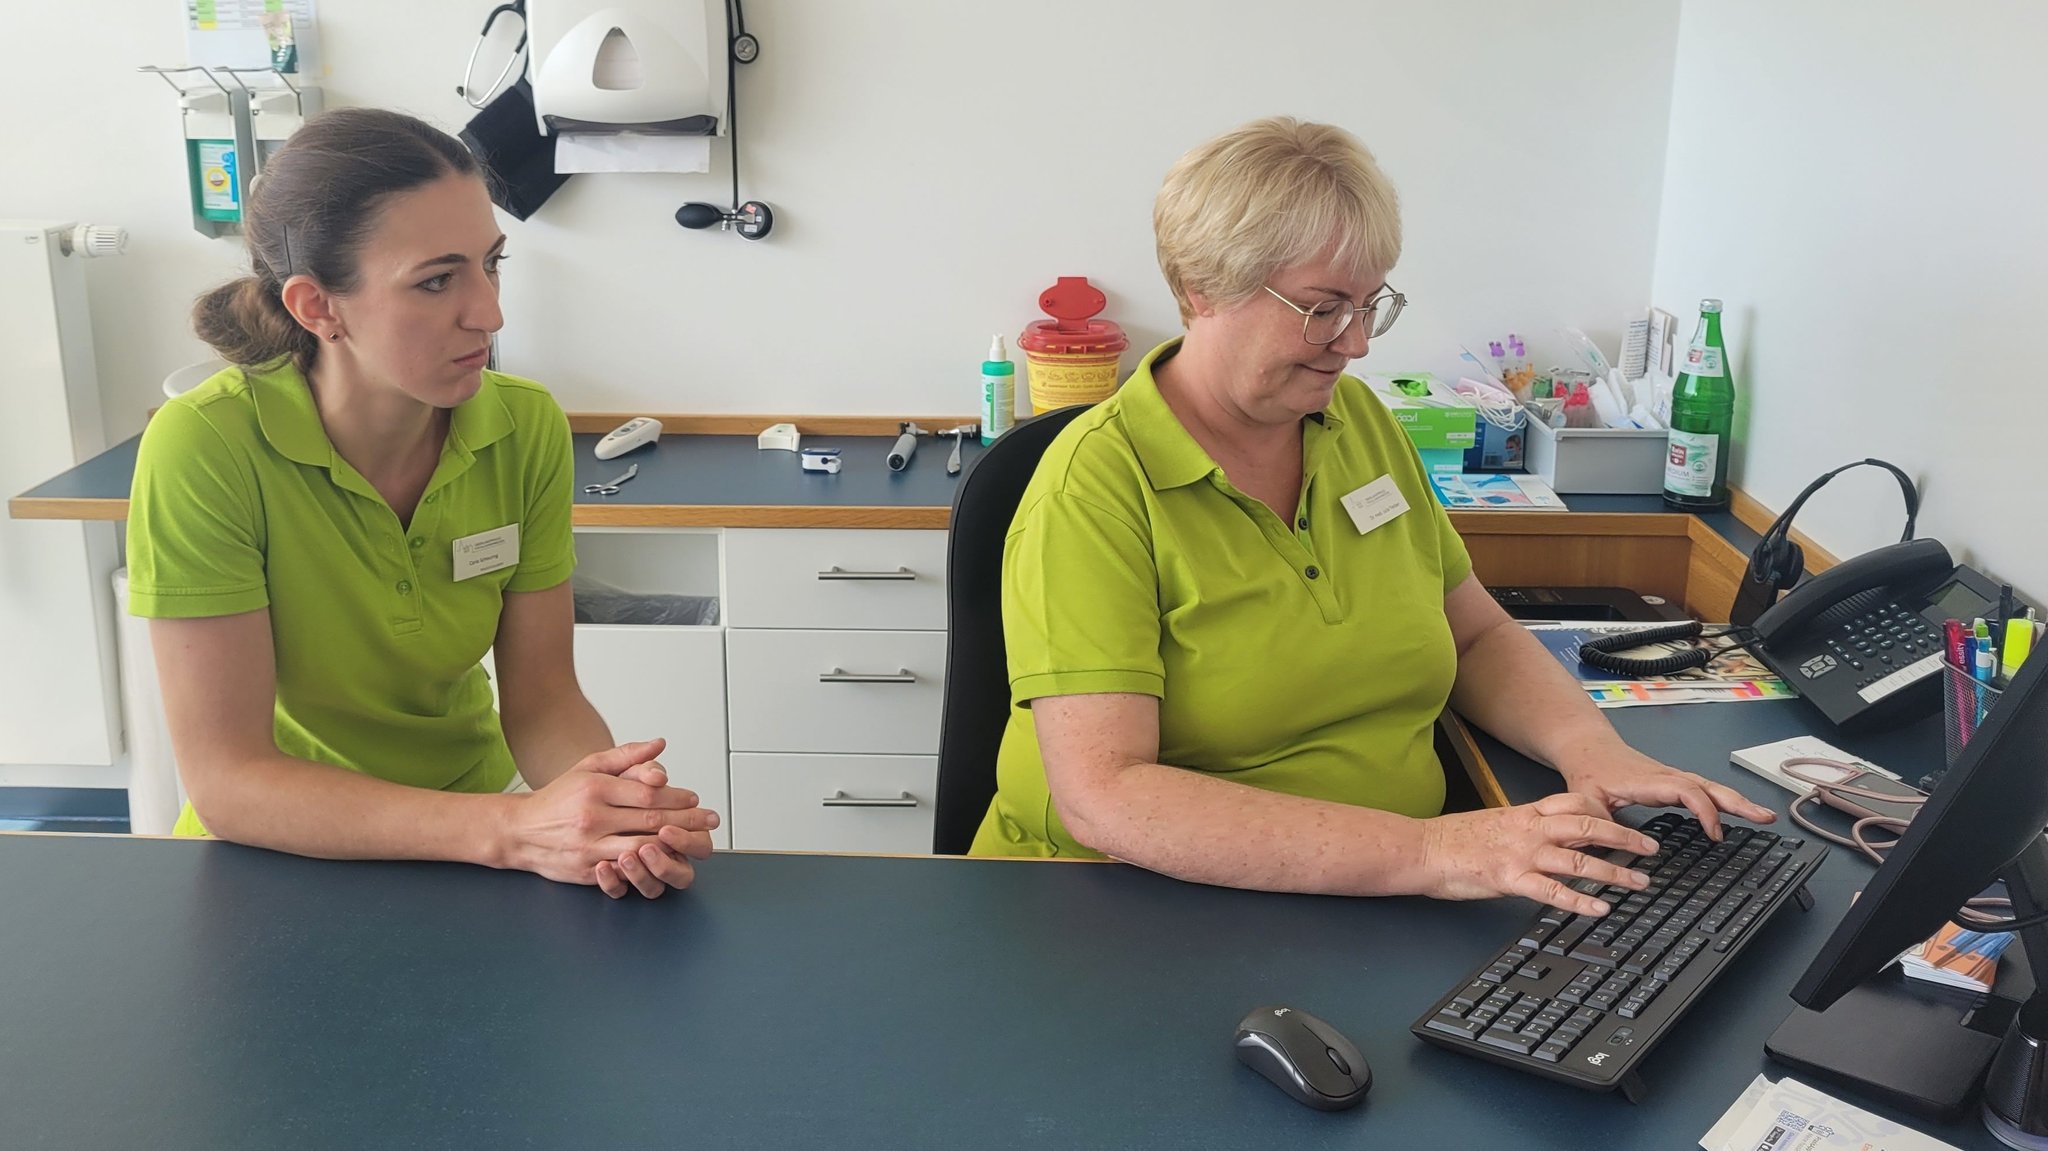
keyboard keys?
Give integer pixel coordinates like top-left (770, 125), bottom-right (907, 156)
top-left (1428, 1011), bottom-right (1487, 1038)
top-left (1569, 941), bottom-right (1632, 968)
top-left (1416, 814), bottom-right (1823, 1089)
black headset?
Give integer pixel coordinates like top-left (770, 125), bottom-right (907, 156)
top-left (1727, 458), bottom-right (1920, 627)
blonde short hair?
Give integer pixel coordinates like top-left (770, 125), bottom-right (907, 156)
top-left (1154, 117), bottom-right (1402, 325)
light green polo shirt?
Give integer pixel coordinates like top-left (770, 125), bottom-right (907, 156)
top-left (125, 362), bottom-right (578, 836)
top-left (971, 338), bottom-right (1474, 858)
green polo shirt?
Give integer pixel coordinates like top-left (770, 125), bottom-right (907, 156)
top-left (125, 362), bottom-right (578, 836)
top-left (971, 339), bottom-right (1474, 858)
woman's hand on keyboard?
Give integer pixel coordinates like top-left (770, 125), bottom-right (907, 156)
top-left (1419, 792), bottom-right (1660, 917)
top-left (1555, 743), bottom-right (1776, 842)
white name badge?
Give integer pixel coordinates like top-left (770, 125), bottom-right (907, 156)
top-left (1340, 475), bottom-right (1411, 536)
top-left (453, 523), bottom-right (521, 581)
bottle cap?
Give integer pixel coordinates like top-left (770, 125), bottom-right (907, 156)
top-left (1700, 299), bottom-right (1723, 313)
top-left (987, 334), bottom-right (1007, 362)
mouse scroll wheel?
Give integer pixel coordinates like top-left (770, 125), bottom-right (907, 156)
top-left (1325, 1047), bottom-right (1352, 1077)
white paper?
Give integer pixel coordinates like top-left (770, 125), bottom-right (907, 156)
top-left (1709, 1076), bottom-right (1961, 1151)
top-left (555, 133), bottom-right (711, 174)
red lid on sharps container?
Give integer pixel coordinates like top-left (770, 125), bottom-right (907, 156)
top-left (1017, 276), bottom-right (1129, 355)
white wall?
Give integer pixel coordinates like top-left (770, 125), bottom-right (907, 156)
top-left (3, 0), bottom-right (1681, 439)
top-left (1651, 0), bottom-right (2042, 597)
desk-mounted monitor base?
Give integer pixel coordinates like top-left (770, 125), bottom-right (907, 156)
top-left (1766, 966), bottom-right (2009, 1122)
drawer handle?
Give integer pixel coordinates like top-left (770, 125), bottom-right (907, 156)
top-left (818, 667), bottom-right (918, 684)
top-left (822, 790), bottom-right (920, 808)
top-left (816, 565), bottom-right (916, 581)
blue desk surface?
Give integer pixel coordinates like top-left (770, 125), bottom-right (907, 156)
top-left (0, 704), bottom-right (1999, 1150)
top-left (12, 431), bottom-right (987, 524)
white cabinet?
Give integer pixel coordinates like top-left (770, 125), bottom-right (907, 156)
top-left (725, 628), bottom-right (944, 754)
top-left (728, 753), bottom-right (936, 854)
top-left (569, 528), bottom-right (729, 848)
top-left (722, 527), bottom-right (947, 854)
top-left (572, 624), bottom-right (729, 850)
top-left (723, 528), bottom-right (946, 630)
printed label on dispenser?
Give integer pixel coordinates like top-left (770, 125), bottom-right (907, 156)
top-left (197, 142), bottom-right (239, 213)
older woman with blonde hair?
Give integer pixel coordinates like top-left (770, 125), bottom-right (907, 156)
top-left (970, 117), bottom-right (1773, 916)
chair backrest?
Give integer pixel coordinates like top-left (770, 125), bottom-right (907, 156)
top-left (932, 405), bottom-right (1091, 854)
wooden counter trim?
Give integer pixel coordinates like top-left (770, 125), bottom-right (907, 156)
top-left (566, 413), bottom-right (981, 437)
top-left (1446, 511), bottom-right (1691, 539)
top-left (7, 496), bottom-right (127, 522)
top-left (1730, 486), bottom-right (1841, 573)
top-left (573, 503), bottom-right (954, 529)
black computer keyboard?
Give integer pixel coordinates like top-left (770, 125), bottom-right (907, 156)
top-left (1411, 812), bottom-right (1826, 1096)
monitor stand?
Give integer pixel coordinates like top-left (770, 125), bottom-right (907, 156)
top-left (1766, 835), bottom-right (2048, 1142)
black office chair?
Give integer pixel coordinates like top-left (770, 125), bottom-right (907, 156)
top-left (932, 405), bottom-right (1091, 855)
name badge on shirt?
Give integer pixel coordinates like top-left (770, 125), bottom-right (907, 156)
top-left (453, 523), bottom-right (521, 581)
top-left (1340, 475), bottom-right (1411, 536)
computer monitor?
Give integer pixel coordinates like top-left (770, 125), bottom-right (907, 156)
top-left (1789, 647), bottom-right (2048, 1145)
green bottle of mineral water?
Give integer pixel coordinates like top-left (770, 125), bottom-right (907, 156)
top-left (1662, 299), bottom-right (1735, 511)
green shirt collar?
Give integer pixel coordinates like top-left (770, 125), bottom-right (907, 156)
top-left (248, 361), bottom-right (515, 470)
top-left (1121, 338), bottom-right (1344, 492)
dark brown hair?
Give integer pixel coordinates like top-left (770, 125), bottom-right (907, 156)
top-left (192, 108), bottom-right (481, 372)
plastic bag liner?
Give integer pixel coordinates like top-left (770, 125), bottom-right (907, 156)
top-left (571, 572), bottom-right (719, 626)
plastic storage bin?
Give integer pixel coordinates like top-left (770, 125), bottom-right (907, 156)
top-left (1524, 420), bottom-right (1668, 494)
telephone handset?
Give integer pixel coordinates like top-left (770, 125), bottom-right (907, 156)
top-left (1749, 537), bottom-right (2002, 731)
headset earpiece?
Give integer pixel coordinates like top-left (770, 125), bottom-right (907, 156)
top-left (1780, 541), bottom-right (1806, 588)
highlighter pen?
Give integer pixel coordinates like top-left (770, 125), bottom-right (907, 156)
top-left (1973, 620), bottom-right (1997, 685)
top-left (2007, 618), bottom-right (2034, 678)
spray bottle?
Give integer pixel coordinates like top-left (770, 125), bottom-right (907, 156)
top-left (981, 335), bottom-right (1014, 445)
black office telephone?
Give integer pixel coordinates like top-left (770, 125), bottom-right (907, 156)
top-left (1749, 537), bottom-right (2002, 731)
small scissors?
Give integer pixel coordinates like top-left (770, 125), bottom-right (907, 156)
top-left (583, 463), bottom-right (639, 497)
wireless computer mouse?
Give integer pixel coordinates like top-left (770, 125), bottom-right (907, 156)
top-left (1233, 1005), bottom-right (1372, 1111)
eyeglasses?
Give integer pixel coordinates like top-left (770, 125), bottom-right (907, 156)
top-left (1263, 284), bottom-right (1407, 346)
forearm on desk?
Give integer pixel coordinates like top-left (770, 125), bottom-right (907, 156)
top-left (1448, 616), bottom-right (1627, 772)
top-left (186, 753), bottom-right (511, 867)
top-left (1054, 761), bottom-right (1435, 896)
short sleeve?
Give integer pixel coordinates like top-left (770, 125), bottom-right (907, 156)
top-left (503, 398), bottom-right (577, 593)
top-left (125, 402), bottom-right (270, 619)
top-left (1431, 492), bottom-right (1474, 593)
top-left (1003, 490), bottom-right (1164, 704)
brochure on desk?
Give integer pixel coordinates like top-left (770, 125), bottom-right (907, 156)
top-left (1427, 472), bottom-right (1567, 510)
top-left (1525, 623), bottom-right (1794, 708)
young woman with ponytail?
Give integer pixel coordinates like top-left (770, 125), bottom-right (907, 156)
top-left (130, 108), bottom-right (713, 899)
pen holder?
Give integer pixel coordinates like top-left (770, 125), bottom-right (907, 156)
top-left (1942, 655), bottom-right (2004, 766)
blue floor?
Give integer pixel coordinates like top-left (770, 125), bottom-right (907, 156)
top-left (0, 787), bottom-right (130, 834)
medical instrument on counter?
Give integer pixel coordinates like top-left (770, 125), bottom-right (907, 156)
top-left (594, 417), bottom-right (662, 459)
top-left (801, 448), bottom-right (842, 474)
top-left (888, 423), bottom-right (928, 471)
top-left (583, 463), bottom-right (639, 496)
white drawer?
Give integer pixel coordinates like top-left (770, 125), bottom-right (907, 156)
top-left (573, 625), bottom-right (732, 850)
top-left (726, 628), bottom-right (945, 754)
top-left (723, 528), bottom-right (947, 630)
top-left (728, 753), bottom-right (935, 854)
